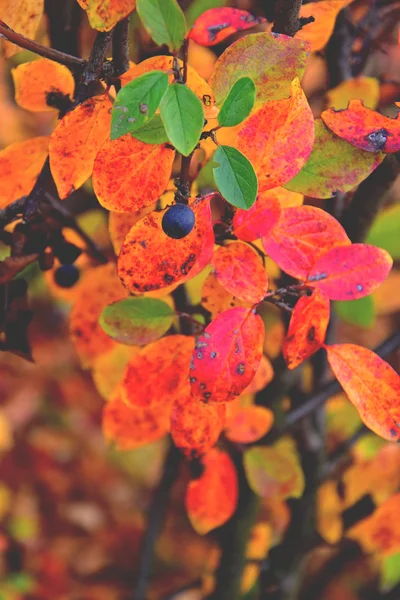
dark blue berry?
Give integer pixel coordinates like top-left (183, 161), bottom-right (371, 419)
top-left (162, 204), bottom-right (195, 239)
top-left (54, 264), bottom-right (80, 288)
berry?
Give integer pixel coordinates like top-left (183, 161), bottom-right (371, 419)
top-left (54, 264), bottom-right (80, 288)
top-left (162, 204), bottom-right (195, 239)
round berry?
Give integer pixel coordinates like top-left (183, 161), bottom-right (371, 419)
top-left (54, 264), bottom-right (80, 288)
top-left (162, 204), bottom-right (195, 239)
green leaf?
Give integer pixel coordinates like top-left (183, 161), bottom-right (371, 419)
top-left (366, 204), bottom-right (400, 260)
top-left (213, 145), bottom-right (258, 209)
top-left (334, 295), bottom-right (376, 329)
top-left (380, 552), bottom-right (400, 592)
top-left (111, 70), bottom-right (169, 140)
top-left (137, 0), bottom-right (187, 52)
top-left (186, 0), bottom-right (229, 27)
top-left (99, 297), bottom-right (174, 346)
top-left (218, 77), bottom-right (255, 128)
top-left (160, 83), bottom-right (204, 156)
top-left (131, 114), bottom-right (169, 144)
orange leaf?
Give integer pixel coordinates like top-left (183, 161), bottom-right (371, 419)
top-left (109, 209), bottom-right (152, 255)
top-left (326, 77), bottom-right (380, 110)
top-left (242, 354), bottom-right (274, 395)
top-left (118, 198), bottom-right (213, 293)
top-left (190, 307), bottom-right (265, 403)
top-left (0, 136), bottom-right (49, 208)
top-left (93, 135), bottom-right (175, 213)
top-left (0, 0), bottom-right (44, 57)
top-left (201, 271), bottom-right (249, 318)
top-left (237, 78), bottom-right (314, 192)
top-left (69, 263), bottom-right (127, 367)
top-left (49, 95), bottom-right (112, 199)
top-left (120, 56), bottom-right (217, 119)
top-left (295, 0), bottom-right (354, 52)
top-left (12, 59), bottom-right (75, 112)
top-left (326, 344), bottom-right (400, 441)
top-left (121, 335), bottom-right (195, 409)
top-left (76, 0), bottom-right (136, 31)
top-left (262, 205), bottom-right (350, 280)
top-left (348, 493), bottom-right (400, 556)
top-left (185, 448), bottom-right (238, 535)
top-left (211, 241), bottom-right (268, 304)
top-left (209, 32), bottom-right (309, 108)
top-left (92, 344), bottom-right (138, 399)
top-left (188, 40), bottom-right (216, 82)
top-left (322, 100), bottom-right (400, 153)
top-left (273, 187), bottom-right (304, 208)
top-left (170, 385), bottom-right (226, 456)
top-left (103, 389), bottom-right (170, 450)
top-left (225, 405), bottom-right (274, 443)
top-left (283, 289), bottom-right (330, 369)
top-left (244, 438), bottom-right (305, 500)
top-left (308, 244), bottom-right (392, 300)
top-left (232, 190), bottom-right (282, 242)
top-left (189, 8), bottom-right (266, 47)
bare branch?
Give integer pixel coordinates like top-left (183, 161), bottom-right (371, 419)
top-left (272, 0), bottom-right (303, 36)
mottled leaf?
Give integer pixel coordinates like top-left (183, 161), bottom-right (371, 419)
top-left (0, 0), bottom-right (44, 57)
top-left (137, 0), bottom-right (186, 52)
top-left (121, 335), bottom-right (195, 408)
top-left (76, 0), bottom-right (136, 31)
top-left (118, 198), bottom-right (212, 293)
top-left (103, 389), bottom-right (170, 450)
top-left (170, 385), bottom-right (226, 456)
top-left (225, 405), bottom-right (274, 444)
top-left (322, 100), bottom-right (400, 153)
top-left (308, 244), bottom-right (392, 300)
top-left (189, 7), bottom-right (266, 47)
top-left (213, 145), bottom-right (258, 209)
top-left (99, 297), bottom-right (174, 345)
top-left (12, 59), bottom-right (75, 112)
top-left (50, 95), bottom-right (112, 199)
top-left (326, 344), bottom-right (400, 440)
top-left (111, 71), bottom-right (169, 139)
top-left (209, 32), bottom-right (310, 108)
top-left (232, 190), bottom-right (282, 242)
top-left (190, 307), bottom-right (265, 403)
top-left (237, 78), bottom-right (314, 192)
top-left (92, 135), bottom-right (175, 212)
top-left (211, 241), bottom-right (268, 303)
top-left (185, 448), bottom-right (238, 534)
top-left (244, 438), bottom-right (305, 500)
top-left (201, 271), bottom-right (249, 318)
top-left (262, 205), bottom-right (350, 280)
top-left (283, 289), bottom-right (330, 369)
top-left (218, 77), bottom-right (255, 127)
top-left (0, 136), bottom-right (49, 208)
top-left (285, 119), bottom-right (385, 199)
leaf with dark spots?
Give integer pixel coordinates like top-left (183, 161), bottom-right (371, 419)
top-left (190, 307), bottom-right (265, 403)
top-left (283, 289), bottom-right (330, 370)
top-left (307, 244), bottom-right (392, 301)
top-left (118, 197), bottom-right (213, 293)
top-left (321, 100), bottom-right (400, 153)
top-left (189, 8), bottom-right (266, 47)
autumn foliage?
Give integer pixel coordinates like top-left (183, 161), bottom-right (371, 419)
top-left (1, 0), bottom-right (400, 599)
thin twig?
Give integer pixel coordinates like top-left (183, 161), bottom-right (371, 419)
top-left (0, 22), bottom-right (85, 69)
top-left (112, 17), bottom-right (130, 76)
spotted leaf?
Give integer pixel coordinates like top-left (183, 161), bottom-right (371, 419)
top-left (189, 7), bottom-right (266, 46)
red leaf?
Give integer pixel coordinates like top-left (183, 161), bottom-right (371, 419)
top-left (190, 307), bottom-right (265, 403)
top-left (211, 241), bottom-right (268, 304)
top-left (283, 289), bottom-right (330, 369)
top-left (326, 344), bottom-right (400, 440)
top-left (189, 8), bottom-right (266, 47)
top-left (308, 244), bottom-right (392, 300)
top-left (262, 205), bottom-right (350, 280)
top-left (118, 198), bottom-right (213, 293)
top-left (170, 386), bottom-right (226, 457)
top-left (225, 405), bottom-right (274, 443)
top-left (237, 78), bottom-right (314, 192)
top-left (232, 190), bottom-right (282, 242)
top-left (103, 390), bottom-right (170, 450)
top-left (321, 100), bottom-right (400, 153)
top-left (185, 448), bottom-right (238, 534)
top-left (121, 335), bottom-right (195, 409)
